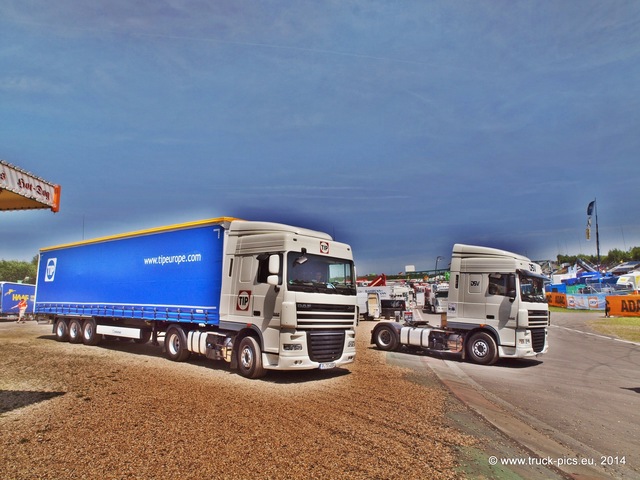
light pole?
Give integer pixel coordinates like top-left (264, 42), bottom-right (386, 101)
top-left (435, 256), bottom-right (443, 272)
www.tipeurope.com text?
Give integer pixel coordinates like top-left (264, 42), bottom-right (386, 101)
top-left (143, 253), bottom-right (202, 266)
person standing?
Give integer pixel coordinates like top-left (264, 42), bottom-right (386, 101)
top-left (12, 298), bottom-right (28, 323)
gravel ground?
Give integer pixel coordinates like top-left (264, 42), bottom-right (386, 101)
top-left (0, 319), bottom-right (480, 479)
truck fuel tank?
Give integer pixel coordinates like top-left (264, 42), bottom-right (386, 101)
top-left (399, 326), bottom-right (463, 353)
top-left (400, 326), bottom-right (432, 348)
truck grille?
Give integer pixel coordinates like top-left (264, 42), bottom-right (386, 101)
top-left (531, 328), bottom-right (546, 353)
top-left (528, 310), bottom-right (549, 328)
top-left (296, 303), bottom-right (355, 329)
top-left (307, 331), bottom-right (345, 362)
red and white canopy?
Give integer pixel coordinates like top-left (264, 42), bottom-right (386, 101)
top-left (0, 160), bottom-right (61, 212)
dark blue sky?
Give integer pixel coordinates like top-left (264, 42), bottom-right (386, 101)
top-left (2, 1), bottom-right (639, 274)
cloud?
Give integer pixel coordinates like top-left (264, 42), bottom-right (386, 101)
top-left (0, 76), bottom-right (67, 95)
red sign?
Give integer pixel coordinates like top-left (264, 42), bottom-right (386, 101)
top-left (236, 290), bottom-right (251, 311)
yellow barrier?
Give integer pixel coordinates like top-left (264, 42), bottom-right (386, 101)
top-left (605, 295), bottom-right (640, 317)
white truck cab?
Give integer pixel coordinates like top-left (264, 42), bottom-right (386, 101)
top-left (372, 244), bottom-right (549, 365)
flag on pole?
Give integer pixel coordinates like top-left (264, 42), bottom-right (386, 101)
top-left (586, 200), bottom-right (595, 240)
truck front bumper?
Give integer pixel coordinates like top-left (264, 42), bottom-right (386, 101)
top-left (262, 329), bottom-right (356, 371)
top-left (499, 328), bottom-right (549, 358)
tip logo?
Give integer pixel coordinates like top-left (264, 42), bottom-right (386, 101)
top-left (319, 241), bottom-right (330, 255)
top-left (45, 258), bottom-right (57, 282)
top-left (236, 290), bottom-right (251, 311)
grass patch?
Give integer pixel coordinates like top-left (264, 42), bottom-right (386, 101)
top-left (548, 306), bottom-right (565, 313)
top-left (589, 317), bottom-right (640, 342)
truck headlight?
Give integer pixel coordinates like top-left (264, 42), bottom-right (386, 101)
top-left (348, 340), bottom-right (355, 348)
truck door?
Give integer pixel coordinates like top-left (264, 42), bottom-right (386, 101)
top-left (461, 273), bottom-right (486, 320)
top-left (254, 253), bottom-right (282, 326)
top-left (367, 293), bottom-right (380, 319)
top-left (232, 255), bottom-right (255, 318)
top-left (485, 273), bottom-right (518, 346)
top-left (228, 254), bottom-right (282, 354)
top-left (231, 254), bottom-right (281, 318)
top-left (253, 254), bottom-right (282, 354)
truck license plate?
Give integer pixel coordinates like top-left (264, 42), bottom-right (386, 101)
top-left (319, 362), bottom-right (336, 370)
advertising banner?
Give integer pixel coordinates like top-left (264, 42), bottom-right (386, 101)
top-left (605, 295), bottom-right (640, 317)
top-left (546, 292), bottom-right (607, 310)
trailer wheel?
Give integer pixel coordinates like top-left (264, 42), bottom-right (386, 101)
top-left (237, 336), bottom-right (266, 379)
top-left (68, 319), bottom-right (83, 344)
top-left (373, 324), bottom-right (399, 351)
top-left (82, 318), bottom-right (101, 346)
top-left (466, 332), bottom-right (498, 365)
top-left (54, 318), bottom-right (69, 342)
top-left (165, 326), bottom-right (191, 362)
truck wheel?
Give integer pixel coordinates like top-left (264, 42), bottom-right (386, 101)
top-left (54, 319), bottom-right (69, 342)
top-left (82, 318), bottom-right (101, 346)
top-left (165, 326), bottom-right (191, 362)
top-left (373, 324), bottom-right (399, 351)
top-left (466, 332), bottom-right (498, 365)
top-left (237, 336), bottom-right (266, 379)
top-left (68, 319), bottom-right (83, 344)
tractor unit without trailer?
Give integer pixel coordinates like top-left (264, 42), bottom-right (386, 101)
top-left (371, 244), bottom-right (549, 365)
top-left (35, 217), bottom-right (357, 379)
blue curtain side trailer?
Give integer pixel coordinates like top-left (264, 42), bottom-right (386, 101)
top-left (35, 218), bottom-right (230, 341)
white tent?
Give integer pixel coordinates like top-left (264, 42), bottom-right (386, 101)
top-left (616, 272), bottom-right (640, 292)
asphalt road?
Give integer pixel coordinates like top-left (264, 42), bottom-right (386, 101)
top-left (407, 309), bottom-right (640, 479)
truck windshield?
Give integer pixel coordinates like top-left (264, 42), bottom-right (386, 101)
top-left (287, 252), bottom-right (356, 295)
top-left (519, 272), bottom-right (547, 303)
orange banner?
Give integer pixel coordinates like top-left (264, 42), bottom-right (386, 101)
top-left (605, 295), bottom-right (640, 317)
top-left (546, 292), bottom-right (567, 308)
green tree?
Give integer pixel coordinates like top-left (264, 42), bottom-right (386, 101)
top-left (606, 248), bottom-right (631, 265)
top-left (558, 247), bottom-right (640, 270)
top-left (0, 257), bottom-right (38, 283)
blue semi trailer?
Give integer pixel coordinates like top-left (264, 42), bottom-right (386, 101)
top-left (1, 282), bottom-right (35, 320)
top-left (35, 217), bottom-right (358, 378)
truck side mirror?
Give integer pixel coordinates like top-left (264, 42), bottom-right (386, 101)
top-left (268, 254), bottom-right (280, 274)
top-left (508, 289), bottom-right (517, 302)
top-left (267, 254), bottom-right (281, 287)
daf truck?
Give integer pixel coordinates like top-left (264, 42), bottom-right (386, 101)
top-left (35, 217), bottom-right (357, 378)
top-left (424, 282), bottom-right (449, 314)
top-left (371, 244), bottom-right (549, 365)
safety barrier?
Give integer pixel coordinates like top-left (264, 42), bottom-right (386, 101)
top-left (546, 292), bottom-right (606, 310)
top-left (605, 295), bottom-right (640, 317)
top-left (546, 292), bottom-right (567, 308)
top-left (547, 292), bottom-right (640, 316)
